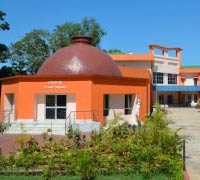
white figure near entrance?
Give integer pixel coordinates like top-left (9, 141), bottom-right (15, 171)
top-left (135, 96), bottom-right (143, 125)
top-left (135, 97), bottom-right (141, 117)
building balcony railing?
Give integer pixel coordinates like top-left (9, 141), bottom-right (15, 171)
top-left (153, 85), bottom-right (200, 92)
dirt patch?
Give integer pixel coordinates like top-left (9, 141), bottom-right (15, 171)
top-left (0, 132), bottom-right (92, 156)
top-left (0, 134), bottom-right (65, 155)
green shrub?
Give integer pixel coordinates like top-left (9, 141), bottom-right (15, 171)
top-left (0, 148), bottom-right (5, 170)
top-left (0, 105), bottom-right (184, 179)
top-left (0, 122), bottom-right (9, 133)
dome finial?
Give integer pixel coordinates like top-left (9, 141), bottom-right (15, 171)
top-left (72, 36), bottom-right (92, 45)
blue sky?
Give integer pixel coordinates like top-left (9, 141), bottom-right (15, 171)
top-left (1, 0), bottom-right (200, 66)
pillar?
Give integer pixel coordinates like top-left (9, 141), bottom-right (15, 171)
top-left (198, 92), bottom-right (200, 103)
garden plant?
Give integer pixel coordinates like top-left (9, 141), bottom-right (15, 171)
top-left (0, 104), bottom-right (184, 180)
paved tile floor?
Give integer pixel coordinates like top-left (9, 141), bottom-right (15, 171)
top-left (167, 108), bottom-right (200, 180)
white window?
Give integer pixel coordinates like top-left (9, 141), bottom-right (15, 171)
top-left (45, 95), bottom-right (67, 119)
top-left (168, 74), bottom-right (177, 84)
top-left (153, 72), bottom-right (163, 84)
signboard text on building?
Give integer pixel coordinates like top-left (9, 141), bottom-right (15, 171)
top-left (45, 81), bottom-right (66, 89)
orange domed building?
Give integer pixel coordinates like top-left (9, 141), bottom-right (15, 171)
top-left (0, 36), bottom-right (151, 134)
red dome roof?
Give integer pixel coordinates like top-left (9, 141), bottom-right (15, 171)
top-left (37, 36), bottom-right (121, 77)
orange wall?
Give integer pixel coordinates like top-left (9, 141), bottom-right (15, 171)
top-left (1, 76), bottom-right (150, 125)
top-left (0, 79), bottom-right (19, 121)
top-left (91, 77), bottom-right (150, 125)
top-left (1, 79), bottom-right (92, 120)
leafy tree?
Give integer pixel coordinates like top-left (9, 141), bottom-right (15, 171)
top-left (50, 17), bottom-right (106, 52)
top-left (49, 22), bottom-right (81, 52)
top-left (9, 17), bottom-right (106, 75)
top-left (107, 49), bottom-right (124, 54)
top-left (0, 66), bottom-right (13, 78)
top-left (0, 10), bottom-right (9, 30)
top-left (10, 29), bottom-right (50, 74)
top-left (0, 43), bottom-right (10, 62)
top-left (80, 17), bottom-right (106, 47)
top-left (0, 10), bottom-right (10, 63)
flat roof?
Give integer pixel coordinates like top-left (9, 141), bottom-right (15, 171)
top-left (110, 54), bottom-right (154, 61)
top-left (180, 67), bottom-right (200, 73)
top-left (0, 72), bottom-right (150, 82)
top-left (181, 66), bottom-right (200, 69)
top-left (149, 44), bottom-right (182, 51)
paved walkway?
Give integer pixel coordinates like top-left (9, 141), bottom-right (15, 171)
top-left (166, 108), bottom-right (200, 180)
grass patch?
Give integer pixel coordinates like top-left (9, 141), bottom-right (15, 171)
top-left (0, 175), bottom-right (40, 180)
top-left (0, 174), bottom-right (169, 180)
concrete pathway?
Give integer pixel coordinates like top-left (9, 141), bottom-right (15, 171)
top-left (166, 108), bottom-right (200, 180)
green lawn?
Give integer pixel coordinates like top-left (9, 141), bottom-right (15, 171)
top-left (0, 174), bottom-right (168, 180)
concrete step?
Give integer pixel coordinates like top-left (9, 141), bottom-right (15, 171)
top-left (5, 120), bottom-right (100, 135)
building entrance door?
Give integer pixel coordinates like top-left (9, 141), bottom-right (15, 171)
top-left (167, 95), bottom-right (173, 105)
top-left (181, 94), bottom-right (185, 104)
top-left (4, 93), bottom-right (15, 122)
top-left (187, 94), bottom-right (192, 105)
